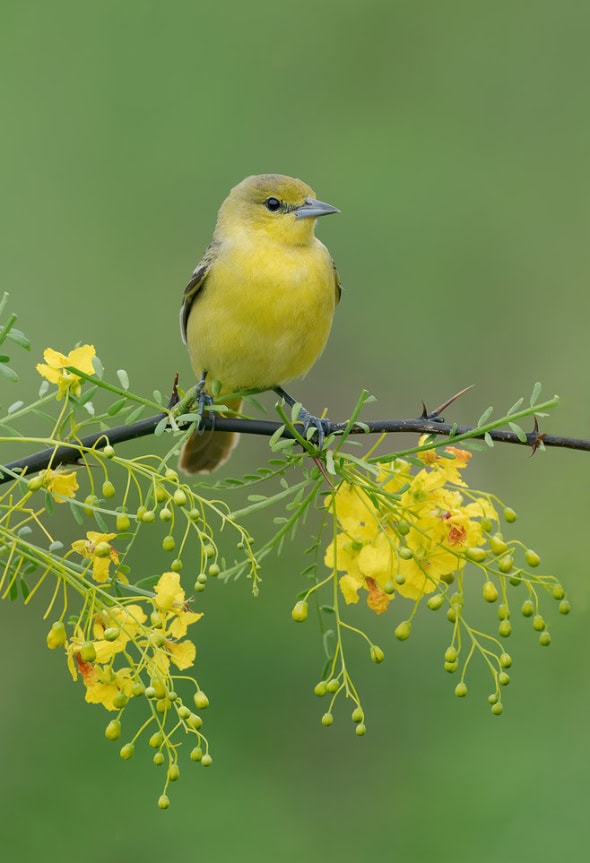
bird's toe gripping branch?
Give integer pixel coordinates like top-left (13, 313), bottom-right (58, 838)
top-left (195, 370), bottom-right (215, 428)
top-left (274, 386), bottom-right (331, 450)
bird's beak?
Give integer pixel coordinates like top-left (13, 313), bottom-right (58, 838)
top-left (294, 197), bottom-right (340, 220)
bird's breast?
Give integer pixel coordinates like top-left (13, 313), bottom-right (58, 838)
top-left (186, 240), bottom-right (336, 391)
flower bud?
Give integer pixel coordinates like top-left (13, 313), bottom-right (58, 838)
top-left (141, 509), bottom-right (156, 523)
top-left (158, 794), bottom-right (170, 809)
top-left (427, 593), bottom-right (444, 610)
top-left (131, 682), bottom-right (145, 697)
top-left (321, 713), bottom-right (334, 727)
top-left (120, 743), bottom-right (134, 760)
top-left (489, 535), bottom-right (507, 556)
top-left (559, 599), bottom-right (571, 615)
top-left (497, 603), bottom-right (510, 620)
top-left (105, 720), bottom-right (121, 740)
top-left (94, 541), bottom-right (111, 558)
top-left (201, 754), bottom-right (213, 767)
top-left (155, 485), bottom-right (168, 503)
top-left (444, 646), bottom-right (457, 663)
top-left (173, 489), bottom-right (187, 507)
top-left (351, 706), bottom-right (364, 723)
top-left (491, 702), bottom-right (503, 716)
top-left (162, 535), bottom-right (175, 552)
top-left (552, 584), bottom-right (565, 600)
top-left (104, 627), bottom-right (120, 641)
top-left (446, 607), bottom-right (458, 623)
top-left (103, 445), bottom-right (115, 459)
top-left (159, 508), bottom-right (172, 522)
top-left (326, 678), bottom-right (340, 692)
top-left (164, 468), bottom-right (178, 481)
top-left (532, 614), bottom-right (545, 632)
top-left (187, 713), bottom-right (202, 730)
top-left (171, 559), bottom-right (183, 572)
top-left (525, 549), bottom-right (541, 567)
top-left (153, 752), bottom-right (165, 766)
top-left (466, 547), bottom-right (487, 563)
top-left (444, 661), bottom-right (458, 673)
top-left (80, 641), bottom-right (96, 662)
top-left (394, 621), bottom-right (412, 641)
top-left (399, 547), bottom-right (413, 560)
top-left (498, 555), bottom-right (513, 574)
top-left (539, 630), bottom-right (551, 646)
top-left (46, 621), bottom-right (67, 649)
top-left (116, 513), bottom-right (131, 531)
top-left (503, 507), bottom-right (517, 523)
top-left (498, 672), bottom-right (510, 686)
top-left (397, 521), bottom-right (410, 536)
top-left (83, 494), bottom-right (98, 516)
top-left (27, 475), bottom-right (44, 491)
top-left (482, 581), bottom-right (498, 603)
top-left (355, 723), bottom-right (367, 736)
top-left (190, 747), bottom-right (203, 762)
top-left (167, 764), bottom-right (180, 782)
top-left (194, 690), bottom-right (209, 709)
top-left (102, 480), bottom-right (116, 499)
top-left (370, 645), bottom-right (385, 663)
top-left (314, 682), bottom-right (327, 696)
top-left (498, 620), bottom-right (512, 638)
top-left (208, 563), bottom-right (220, 577)
top-left (112, 692), bottom-right (128, 709)
top-left (149, 731), bottom-right (164, 748)
top-left (521, 600), bottom-right (534, 617)
top-left (291, 600), bottom-right (308, 622)
top-left (454, 682), bottom-right (468, 698)
top-left (499, 652), bottom-right (512, 668)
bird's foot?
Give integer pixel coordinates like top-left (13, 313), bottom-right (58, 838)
top-left (273, 386), bottom-right (331, 450)
top-left (195, 371), bottom-right (214, 428)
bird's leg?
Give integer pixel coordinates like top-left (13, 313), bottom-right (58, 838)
top-left (274, 386), bottom-right (331, 449)
top-left (195, 370), bottom-right (214, 428)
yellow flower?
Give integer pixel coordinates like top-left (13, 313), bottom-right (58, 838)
top-left (166, 639), bottom-right (197, 670)
top-left (92, 605), bottom-right (148, 661)
top-left (40, 468), bottom-right (79, 502)
top-left (71, 531), bottom-right (120, 583)
top-left (36, 344), bottom-right (96, 399)
top-left (154, 572), bottom-right (203, 638)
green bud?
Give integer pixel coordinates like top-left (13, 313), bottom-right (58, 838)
top-left (552, 584), bottom-right (565, 600)
top-left (326, 678), bottom-right (340, 692)
top-left (491, 702), bottom-right (503, 716)
top-left (539, 630), bottom-right (551, 646)
top-left (482, 581), bottom-right (498, 602)
top-left (102, 480), bottom-right (116, 499)
top-left (498, 603), bottom-right (510, 620)
top-left (103, 445), bottom-right (115, 459)
top-left (444, 646), bottom-right (457, 663)
top-left (480, 517), bottom-right (493, 533)
top-left (427, 593), bottom-right (444, 610)
top-left (189, 508), bottom-right (201, 521)
top-left (384, 580), bottom-right (396, 594)
top-left (80, 642), bottom-right (96, 662)
top-left (489, 535), bottom-right (507, 556)
top-left (399, 547), bottom-right (413, 560)
top-left (444, 661), bottom-right (458, 673)
top-left (488, 692), bottom-right (499, 705)
top-left (525, 549), bottom-right (541, 568)
top-left (397, 521), bottom-right (410, 536)
top-left (27, 475), bottom-right (44, 491)
top-left (131, 682), bottom-right (145, 697)
top-left (105, 720), bottom-right (121, 741)
top-left (187, 713), bottom-right (203, 730)
top-left (521, 599), bottom-right (534, 617)
top-left (351, 706), bottom-right (364, 723)
top-left (498, 555), bottom-right (514, 574)
top-left (155, 485), bottom-right (168, 502)
top-left (394, 620), bottom-right (412, 640)
top-left (200, 754), bottom-right (213, 767)
top-left (120, 743), bottom-right (134, 760)
top-left (466, 547), bottom-right (487, 563)
top-left (498, 672), bottom-right (510, 686)
top-left (498, 620), bottom-right (512, 638)
top-left (194, 582), bottom-right (206, 593)
top-left (509, 571), bottom-right (523, 586)
top-left (153, 752), bottom-right (165, 766)
top-left (116, 513), bottom-right (131, 531)
top-left (194, 690), bottom-right (209, 709)
top-left (355, 723), bottom-right (367, 737)
top-left (149, 731), bottom-right (164, 748)
top-left (159, 508), bottom-right (172, 522)
top-left (141, 509), bottom-right (155, 523)
top-left (171, 559), bottom-right (183, 572)
top-left (291, 600), bottom-right (308, 622)
top-left (447, 607), bottom-right (458, 623)
top-left (178, 705), bottom-right (191, 720)
top-left (500, 652), bottom-right (512, 668)
top-left (314, 682), bottom-right (327, 696)
top-left (83, 494), bottom-right (98, 516)
top-left (190, 747), bottom-right (203, 762)
top-left (112, 692), bottom-right (128, 709)
top-left (157, 794), bottom-right (170, 810)
top-left (395, 573), bottom-right (406, 585)
top-left (162, 535), bottom-right (175, 552)
top-left (203, 543), bottom-right (215, 558)
top-left (164, 468), bottom-right (178, 481)
top-left (440, 572), bottom-right (455, 585)
top-left (370, 645), bottom-right (385, 663)
top-left (321, 713), bottom-right (334, 727)
top-left (104, 626), bottom-right (120, 641)
top-left (173, 489), bottom-right (188, 507)
top-left (93, 541), bottom-right (111, 558)
top-left (208, 563), bottom-right (220, 577)
top-left (167, 764), bottom-right (180, 782)
top-left (559, 599), bottom-right (571, 615)
top-left (196, 574), bottom-right (208, 587)
top-left (46, 621), bottom-right (67, 649)
top-left (532, 614), bottom-right (545, 632)
top-left (503, 507), bottom-right (517, 523)
top-left (454, 682), bottom-right (468, 698)
top-left (145, 686), bottom-right (157, 699)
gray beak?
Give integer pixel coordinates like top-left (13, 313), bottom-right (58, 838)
top-left (294, 197), bottom-right (340, 220)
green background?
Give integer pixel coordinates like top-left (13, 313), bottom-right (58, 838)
top-left (1, 1), bottom-right (589, 860)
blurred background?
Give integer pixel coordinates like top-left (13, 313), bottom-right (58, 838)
top-left (1, 1), bottom-right (589, 860)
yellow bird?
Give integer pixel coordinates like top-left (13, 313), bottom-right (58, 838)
top-left (179, 173), bottom-right (341, 473)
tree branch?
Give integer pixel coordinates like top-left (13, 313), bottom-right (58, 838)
top-left (1, 409), bottom-right (588, 485)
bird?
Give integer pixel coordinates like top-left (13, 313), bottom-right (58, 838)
top-left (179, 173), bottom-right (341, 474)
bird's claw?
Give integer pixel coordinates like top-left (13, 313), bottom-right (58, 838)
top-left (195, 372), bottom-right (214, 429)
top-left (297, 408), bottom-right (331, 450)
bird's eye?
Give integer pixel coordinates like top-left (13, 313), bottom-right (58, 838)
top-left (264, 197), bottom-right (281, 212)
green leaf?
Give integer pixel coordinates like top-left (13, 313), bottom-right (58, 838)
top-left (7, 400), bottom-right (24, 413)
top-left (477, 406), bottom-right (493, 426)
top-left (94, 510), bottom-right (110, 532)
top-left (507, 398), bottom-right (524, 416)
top-left (0, 354), bottom-right (10, 362)
top-left (20, 578), bottom-right (30, 600)
top-left (6, 328), bottom-right (30, 350)
top-left (91, 356), bottom-right (104, 378)
top-left (70, 501), bottom-right (84, 525)
top-left (125, 405), bottom-right (145, 424)
top-left (530, 381), bottom-right (542, 405)
top-left (117, 369), bottom-right (130, 390)
top-left (508, 422), bottom-right (527, 442)
top-left (0, 364), bottom-right (18, 382)
top-left (154, 416), bottom-right (169, 436)
top-left (484, 432), bottom-right (494, 447)
top-left (107, 398), bottom-right (127, 416)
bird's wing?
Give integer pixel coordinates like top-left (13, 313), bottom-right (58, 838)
top-left (179, 242), bottom-right (220, 344)
top-left (333, 259), bottom-right (342, 304)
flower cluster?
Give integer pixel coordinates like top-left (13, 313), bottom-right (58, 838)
top-left (36, 344), bottom-right (96, 399)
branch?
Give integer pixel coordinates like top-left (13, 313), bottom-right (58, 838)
top-left (2, 405), bottom-right (588, 484)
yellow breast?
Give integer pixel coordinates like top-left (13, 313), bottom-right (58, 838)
top-left (186, 238), bottom-right (336, 392)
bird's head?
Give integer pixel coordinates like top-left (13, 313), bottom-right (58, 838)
top-left (215, 174), bottom-right (339, 245)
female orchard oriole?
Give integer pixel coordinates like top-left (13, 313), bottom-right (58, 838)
top-left (179, 174), bottom-right (341, 473)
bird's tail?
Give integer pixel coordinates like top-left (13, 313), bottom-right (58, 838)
top-left (178, 398), bottom-right (242, 474)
